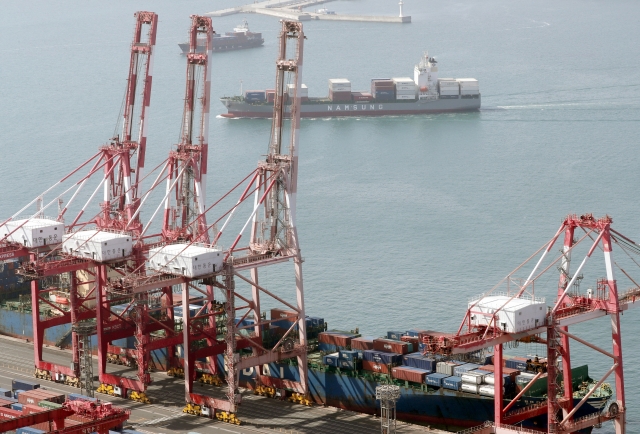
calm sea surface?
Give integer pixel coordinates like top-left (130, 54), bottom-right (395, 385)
top-left (1, 1), bottom-right (639, 431)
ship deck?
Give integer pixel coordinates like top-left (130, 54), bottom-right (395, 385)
top-left (0, 335), bottom-right (446, 434)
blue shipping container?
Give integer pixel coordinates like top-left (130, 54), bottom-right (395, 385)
top-left (11, 403), bottom-right (23, 411)
top-left (339, 350), bottom-right (358, 362)
top-left (442, 376), bottom-right (463, 391)
top-left (425, 373), bottom-right (448, 387)
top-left (12, 379), bottom-right (40, 391)
top-left (403, 354), bottom-right (436, 372)
top-left (362, 350), bottom-right (402, 365)
top-left (323, 355), bottom-right (339, 367)
top-left (13, 389), bottom-right (24, 399)
top-left (405, 329), bottom-right (421, 337)
top-left (318, 343), bottom-right (339, 353)
top-left (453, 363), bottom-right (481, 377)
top-left (308, 316), bottom-right (325, 327)
top-left (505, 359), bottom-right (528, 371)
top-left (387, 331), bottom-right (404, 340)
top-left (338, 359), bottom-right (356, 370)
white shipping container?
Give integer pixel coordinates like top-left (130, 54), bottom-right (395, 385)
top-left (438, 79), bottom-right (459, 88)
top-left (436, 361), bottom-right (457, 376)
top-left (328, 79), bottom-right (351, 91)
top-left (395, 84), bottom-right (417, 91)
top-left (396, 89), bottom-right (417, 95)
top-left (392, 77), bottom-right (415, 85)
top-left (287, 83), bottom-right (308, 97)
top-left (148, 243), bottom-right (223, 278)
top-left (63, 230), bottom-right (133, 262)
top-left (439, 89), bottom-right (459, 96)
top-left (461, 383), bottom-right (479, 394)
top-left (1, 218), bottom-right (64, 248)
top-left (479, 385), bottom-right (505, 397)
top-left (461, 372), bottom-right (484, 385)
top-left (396, 94), bottom-right (416, 100)
top-left (457, 78), bottom-right (479, 86)
top-left (468, 295), bottom-right (547, 333)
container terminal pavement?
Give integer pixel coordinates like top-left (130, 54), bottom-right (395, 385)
top-left (0, 336), bottom-right (445, 434)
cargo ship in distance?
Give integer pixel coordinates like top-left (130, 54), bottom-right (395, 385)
top-left (220, 52), bottom-right (481, 118)
top-left (179, 19), bottom-right (264, 54)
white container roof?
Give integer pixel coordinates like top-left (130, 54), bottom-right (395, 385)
top-left (67, 229), bottom-right (131, 242)
top-left (471, 295), bottom-right (545, 310)
top-left (7, 218), bottom-right (61, 229)
top-left (328, 78), bottom-right (350, 84)
top-left (154, 243), bottom-right (222, 258)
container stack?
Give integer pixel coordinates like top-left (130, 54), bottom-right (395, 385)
top-left (361, 350), bottom-right (402, 374)
top-left (329, 79), bottom-right (352, 102)
top-left (373, 338), bottom-right (412, 354)
top-left (244, 90), bottom-right (266, 103)
top-left (318, 330), bottom-right (359, 353)
top-left (393, 77), bottom-right (417, 101)
top-left (371, 79), bottom-right (395, 101)
top-left (438, 79), bottom-right (459, 99)
top-left (266, 89), bottom-right (276, 103)
top-left (456, 78), bottom-right (479, 98)
top-left (287, 83), bottom-right (309, 102)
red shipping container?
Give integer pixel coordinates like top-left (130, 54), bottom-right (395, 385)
top-left (329, 90), bottom-right (352, 102)
top-left (400, 335), bottom-right (420, 348)
top-left (0, 398), bottom-right (14, 408)
top-left (373, 338), bottom-right (410, 355)
top-left (477, 365), bottom-right (521, 379)
top-left (351, 337), bottom-right (374, 351)
top-left (22, 404), bottom-right (45, 414)
top-left (270, 308), bottom-right (297, 322)
top-left (362, 360), bottom-right (390, 374)
top-left (266, 90), bottom-right (276, 103)
top-left (318, 332), bottom-right (352, 347)
top-left (391, 366), bottom-right (428, 383)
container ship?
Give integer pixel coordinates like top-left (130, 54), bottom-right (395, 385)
top-left (220, 53), bottom-right (481, 118)
top-left (0, 281), bottom-right (610, 432)
top-left (179, 20), bottom-right (264, 54)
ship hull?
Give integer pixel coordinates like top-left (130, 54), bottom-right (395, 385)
top-left (0, 304), bottom-right (600, 432)
top-left (220, 96), bottom-right (481, 118)
top-left (179, 37), bottom-right (264, 54)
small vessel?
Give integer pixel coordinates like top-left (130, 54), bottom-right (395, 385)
top-left (316, 8), bottom-right (336, 15)
top-left (220, 52), bottom-right (480, 118)
top-left (178, 19), bottom-right (264, 54)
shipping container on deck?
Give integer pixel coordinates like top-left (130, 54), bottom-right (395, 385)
top-left (402, 353), bottom-right (437, 372)
top-left (396, 94), bottom-right (416, 100)
top-left (461, 372), bottom-right (485, 385)
top-left (287, 83), bottom-right (308, 97)
top-left (244, 90), bottom-right (266, 102)
top-left (308, 316), bottom-right (325, 328)
top-left (479, 384), bottom-right (505, 397)
top-left (323, 353), bottom-right (339, 367)
top-left (328, 78), bottom-right (351, 92)
top-left (457, 78), bottom-right (480, 96)
top-left (362, 360), bottom-right (390, 375)
top-left (483, 373), bottom-right (514, 386)
top-left (350, 336), bottom-right (374, 351)
top-left (11, 402), bottom-right (22, 411)
top-left (505, 356), bottom-right (529, 371)
top-left (461, 383), bottom-right (479, 394)
top-left (442, 376), bottom-right (462, 391)
top-left (436, 361), bottom-right (460, 376)
top-left (266, 89), bottom-right (275, 103)
top-left (477, 365), bottom-right (520, 379)
top-left (0, 388), bottom-right (11, 398)
top-left (453, 363), bottom-right (481, 377)
top-left (405, 329), bottom-right (422, 337)
top-left (391, 366), bottom-right (430, 383)
top-left (38, 400), bottom-right (63, 409)
top-left (362, 350), bottom-right (402, 365)
top-left (14, 390), bottom-right (24, 399)
top-left (387, 331), bottom-right (404, 340)
top-left (0, 398), bottom-right (14, 408)
top-left (339, 350), bottom-right (358, 362)
top-left (373, 338), bottom-right (410, 354)
top-left (318, 331), bottom-right (356, 347)
top-left (425, 372), bottom-right (448, 387)
top-left (318, 342), bottom-right (339, 353)
top-left (329, 90), bottom-right (352, 102)
top-left (400, 335), bottom-right (419, 349)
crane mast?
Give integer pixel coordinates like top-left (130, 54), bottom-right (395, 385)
top-left (162, 15), bottom-right (213, 243)
top-left (98, 11), bottom-right (157, 234)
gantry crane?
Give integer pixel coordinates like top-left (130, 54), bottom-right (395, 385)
top-left (421, 214), bottom-right (638, 433)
